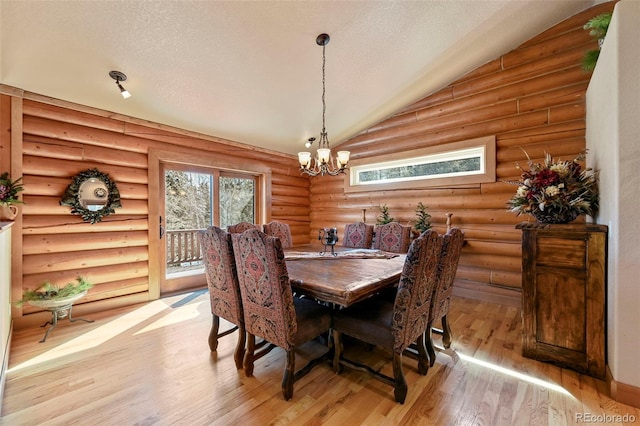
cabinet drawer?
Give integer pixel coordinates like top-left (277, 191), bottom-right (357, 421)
top-left (536, 237), bottom-right (586, 268)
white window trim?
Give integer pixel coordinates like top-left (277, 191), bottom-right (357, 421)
top-left (344, 135), bottom-right (496, 193)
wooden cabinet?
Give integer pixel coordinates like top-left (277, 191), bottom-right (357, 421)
top-left (517, 223), bottom-right (607, 379)
top-left (0, 221), bottom-right (13, 414)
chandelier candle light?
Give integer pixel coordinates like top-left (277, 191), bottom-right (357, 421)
top-left (298, 33), bottom-right (350, 176)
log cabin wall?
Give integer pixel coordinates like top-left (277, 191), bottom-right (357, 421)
top-left (308, 2), bottom-right (615, 306)
top-left (0, 2), bottom-right (614, 325)
top-left (0, 94), bottom-right (309, 328)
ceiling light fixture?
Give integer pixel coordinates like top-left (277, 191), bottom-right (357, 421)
top-left (298, 33), bottom-right (350, 177)
top-left (109, 70), bottom-right (131, 99)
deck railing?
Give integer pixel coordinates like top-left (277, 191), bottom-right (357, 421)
top-left (166, 229), bottom-right (204, 266)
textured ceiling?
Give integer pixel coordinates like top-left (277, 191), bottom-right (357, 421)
top-left (0, 1), bottom-right (600, 156)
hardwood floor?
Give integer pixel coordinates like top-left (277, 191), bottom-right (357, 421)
top-left (2, 292), bottom-right (638, 425)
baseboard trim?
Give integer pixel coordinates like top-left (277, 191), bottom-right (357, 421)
top-left (607, 365), bottom-right (640, 409)
top-left (452, 279), bottom-right (521, 308)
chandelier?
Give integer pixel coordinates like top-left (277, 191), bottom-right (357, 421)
top-left (298, 33), bottom-right (350, 177)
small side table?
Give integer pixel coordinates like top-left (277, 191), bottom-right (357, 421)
top-left (28, 291), bottom-right (94, 343)
top-left (516, 222), bottom-right (607, 379)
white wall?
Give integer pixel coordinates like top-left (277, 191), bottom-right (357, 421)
top-left (586, 0), bottom-right (640, 391)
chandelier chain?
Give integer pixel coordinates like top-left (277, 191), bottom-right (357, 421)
top-left (321, 43), bottom-right (326, 140)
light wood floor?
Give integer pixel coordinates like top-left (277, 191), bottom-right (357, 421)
top-left (2, 292), bottom-right (638, 425)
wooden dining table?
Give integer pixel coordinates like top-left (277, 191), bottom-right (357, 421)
top-left (284, 244), bottom-right (406, 307)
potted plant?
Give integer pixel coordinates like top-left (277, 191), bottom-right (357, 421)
top-left (506, 151), bottom-right (599, 224)
top-left (377, 204), bottom-right (394, 225)
top-left (414, 202), bottom-right (432, 234)
top-left (16, 276), bottom-right (93, 311)
top-left (582, 12), bottom-right (612, 71)
top-left (0, 172), bottom-right (24, 221)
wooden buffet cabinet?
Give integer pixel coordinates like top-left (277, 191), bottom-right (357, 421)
top-left (517, 223), bottom-right (607, 379)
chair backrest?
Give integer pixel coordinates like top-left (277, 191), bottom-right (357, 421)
top-left (343, 222), bottom-right (374, 248)
top-left (231, 228), bottom-right (297, 350)
top-left (198, 226), bottom-right (243, 326)
top-left (263, 221), bottom-right (293, 249)
top-left (373, 222), bottom-right (412, 253)
top-left (392, 230), bottom-right (442, 353)
top-left (431, 228), bottom-right (465, 322)
top-left (228, 221), bottom-right (260, 234)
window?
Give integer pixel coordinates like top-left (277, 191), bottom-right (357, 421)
top-left (345, 135), bottom-right (495, 192)
top-left (219, 173), bottom-right (257, 229)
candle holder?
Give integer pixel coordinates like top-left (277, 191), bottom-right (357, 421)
top-left (318, 227), bottom-right (339, 256)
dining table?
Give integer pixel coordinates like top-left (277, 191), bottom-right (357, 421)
top-left (284, 244), bottom-right (406, 307)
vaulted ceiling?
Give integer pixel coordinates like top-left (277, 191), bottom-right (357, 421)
top-left (0, 1), bottom-right (601, 155)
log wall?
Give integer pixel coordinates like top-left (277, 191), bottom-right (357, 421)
top-left (1, 96), bottom-right (309, 326)
top-left (308, 2), bottom-right (616, 305)
top-left (1, 2), bottom-right (615, 324)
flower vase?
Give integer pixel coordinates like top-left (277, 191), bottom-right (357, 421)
top-left (0, 204), bottom-right (18, 221)
top-left (532, 209), bottom-right (579, 224)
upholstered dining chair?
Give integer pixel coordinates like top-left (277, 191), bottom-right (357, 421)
top-left (332, 230), bottom-right (442, 404)
top-left (425, 227), bottom-right (465, 365)
top-left (231, 228), bottom-right (332, 401)
top-left (342, 221), bottom-right (375, 248)
top-left (373, 222), bottom-right (412, 253)
top-left (227, 221), bottom-right (260, 234)
top-left (198, 226), bottom-right (245, 370)
top-left (263, 220), bottom-right (293, 249)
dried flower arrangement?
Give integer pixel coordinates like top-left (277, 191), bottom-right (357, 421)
top-left (507, 151), bottom-right (599, 224)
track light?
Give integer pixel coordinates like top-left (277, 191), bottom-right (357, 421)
top-left (109, 70), bottom-right (131, 99)
top-left (305, 137), bottom-right (315, 149)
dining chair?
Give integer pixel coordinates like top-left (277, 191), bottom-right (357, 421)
top-left (331, 230), bottom-right (442, 404)
top-left (373, 222), bottom-right (412, 253)
top-left (198, 226), bottom-right (245, 370)
top-left (425, 227), bottom-right (465, 365)
top-left (263, 220), bottom-right (293, 249)
top-left (342, 221), bottom-right (374, 248)
top-left (227, 221), bottom-right (260, 233)
top-left (231, 228), bottom-right (332, 401)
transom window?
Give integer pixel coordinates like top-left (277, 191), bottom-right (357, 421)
top-left (345, 136), bottom-right (495, 192)
top-left (352, 146), bottom-right (485, 186)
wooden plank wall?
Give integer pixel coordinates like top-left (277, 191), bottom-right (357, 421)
top-left (1, 2), bottom-right (615, 322)
top-left (1, 97), bottom-right (309, 325)
top-left (308, 2), bottom-right (616, 305)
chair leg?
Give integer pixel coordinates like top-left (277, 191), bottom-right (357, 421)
top-left (332, 329), bottom-right (343, 374)
top-left (233, 325), bottom-right (246, 370)
top-left (416, 332), bottom-right (430, 375)
top-left (208, 315), bottom-right (220, 351)
top-left (282, 350), bottom-right (295, 401)
top-left (425, 329), bottom-right (437, 367)
top-left (392, 352), bottom-right (408, 404)
top-left (424, 321), bottom-right (436, 367)
top-left (244, 333), bottom-right (256, 377)
top-left (442, 315), bottom-right (453, 349)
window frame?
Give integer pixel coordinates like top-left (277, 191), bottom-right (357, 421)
top-left (344, 135), bottom-right (496, 193)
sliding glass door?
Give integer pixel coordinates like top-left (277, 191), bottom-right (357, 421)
top-left (160, 164), bottom-right (259, 295)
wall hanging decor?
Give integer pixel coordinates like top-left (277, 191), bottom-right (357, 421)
top-left (60, 168), bottom-right (122, 224)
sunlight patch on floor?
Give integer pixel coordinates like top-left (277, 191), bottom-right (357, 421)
top-left (134, 300), bottom-right (205, 334)
top-left (8, 300), bottom-right (169, 373)
top-left (458, 352), bottom-right (574, 397)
